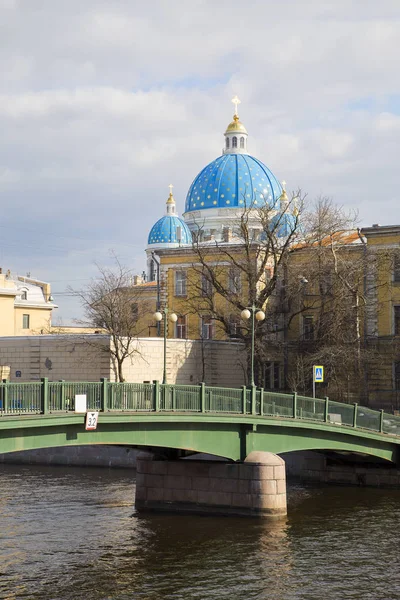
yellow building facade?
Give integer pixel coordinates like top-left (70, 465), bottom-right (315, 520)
top-left (0, 269), bottom-right (57, 336)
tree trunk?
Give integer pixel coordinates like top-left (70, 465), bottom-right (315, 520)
top-left (117, 358), bottom-right (125, 383)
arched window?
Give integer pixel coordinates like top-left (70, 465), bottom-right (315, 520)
top-left (225, 137), bottom-right (230, 149)
top-left (149, 260), bottom-right (155, 282)
top-left (21, 290), bottom-right (27, 300)
top-left (232, 137), bottom-right (237, 148)
top-left (240, 137), bottom-right (245, 149)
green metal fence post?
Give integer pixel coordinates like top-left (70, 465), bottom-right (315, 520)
top-left (380, 409), bottom-right (384, 433)
top-left (260, 388), bottom-right (264, 416)
top-left (153, 380), bottom-right (160, 412)
top-left (251, 384), bottom-right (256, 415)
top-left (100, 377), bottom-right (108, 412)
top-left (324, 397), bottom-right (329, 422)
top-left (59, 380), bottom-right (66, 412)
top-left (200, 383), bottom-right (205, 413)
top-left (293, 391), bottom-right (297, 419)
top-left (172, 386), bottom-right (176, 411)
top-left (41, 377), bottom-right (49, 415)
top-left (2, 379), bottom-right (8, 414)
top-left (353, 402), bottom-right (358, 428)
top-left (241, 386), bottom-right (247, 414)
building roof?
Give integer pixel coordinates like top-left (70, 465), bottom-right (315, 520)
top-left (184, 153), bottom-right (282, 213)
top-left (147, 214), bottom-right (192, 248)
top-left (292, 230), bottom-right (362, 250)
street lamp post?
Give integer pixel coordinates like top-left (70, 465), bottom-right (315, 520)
top-left (241, 305), bottom-right (266, 386)
top-left (154, 307), bottom-right (178, 384)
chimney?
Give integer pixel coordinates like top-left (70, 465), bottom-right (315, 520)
top-left (222, 227), bottom-right (232, 243)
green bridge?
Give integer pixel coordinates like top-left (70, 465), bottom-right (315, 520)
top-left (0, 379), bottom-right (400, 464)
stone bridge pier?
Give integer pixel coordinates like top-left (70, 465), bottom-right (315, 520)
top-left (135, 451), bottom-right (287, 518)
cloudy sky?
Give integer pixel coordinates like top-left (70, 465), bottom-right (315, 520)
top-left (1, 0), bottom-right (399, 322)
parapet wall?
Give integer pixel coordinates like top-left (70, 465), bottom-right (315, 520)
top-left (0, 335), bottom-right (246, 387)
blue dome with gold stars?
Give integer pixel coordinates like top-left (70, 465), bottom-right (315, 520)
top-left (147, 215), bottom-right (192, 246)
top-left (147, 187), bottom-right (192, 248)
top-left (184, 154), bottom-right (282, 213)
top-left (270, 211), bottom-right (297, 237)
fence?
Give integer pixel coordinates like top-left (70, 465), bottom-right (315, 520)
top-left (0, 378), bottom-right (400, 438)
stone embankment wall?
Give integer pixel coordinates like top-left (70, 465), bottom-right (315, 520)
top-left (0, 445), bottom-right (139, 468)
top-left (0, 335), bottom-right (246, 387)
top-left (282, 450), bottom-right (400, 487)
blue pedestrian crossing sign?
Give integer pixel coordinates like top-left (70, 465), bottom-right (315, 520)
top-left (313, 365), bottom-right (324, 383)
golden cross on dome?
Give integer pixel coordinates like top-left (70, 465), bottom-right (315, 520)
top-left (282, 180), bottom-right (286, 190)
top-left (231, 95), bottom-right (241, 116)
top-left (168, 183), bottom-right (174, 195)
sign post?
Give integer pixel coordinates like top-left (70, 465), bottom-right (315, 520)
top-left (313, 365), bottom-right (324, 398)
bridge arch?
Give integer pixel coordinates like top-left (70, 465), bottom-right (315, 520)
top-left (0, 414), bottom-right (398, 465)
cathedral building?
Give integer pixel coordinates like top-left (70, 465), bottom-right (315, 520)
top-left (144, 97), bottom-right (290, 342)
top-left (136, 98), bottom-right (400, 410)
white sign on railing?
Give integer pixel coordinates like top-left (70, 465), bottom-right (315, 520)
top-left (75, 394), bottom-right (87, 413)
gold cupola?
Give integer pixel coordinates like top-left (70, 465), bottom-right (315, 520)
top-left (166, 183), bottom-right (176, 215)
top-left (280, 181), bottom-right (289, 209)
top-left (223, 96), bottom-right (248, 154)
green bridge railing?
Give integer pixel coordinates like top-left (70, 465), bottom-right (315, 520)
top-left (0, 378), bottom-right (399, 438)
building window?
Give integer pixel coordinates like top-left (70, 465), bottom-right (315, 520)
top-left (228, 268), bottom-right (241, 294)
top-left (303, 315), bottom-right (314, 341)
top-left (175, 271), bottom-right (187, 296)
top-left (264, 362), bottom-right (281, 390)
top-left (232, 136), bottom-right (237, 148)
top-left (228, 316), bottom-right (240, 338)
top-left (21, 290), bottom-right (27, 300)
top-left (225, 137), bottom-right (229, 149)
top-left (394, 306), bottom-right (400, 335)
top-left (394, 362), bottom-right (400, 390)
top-left (240, 137), bottom-right (245, 149)
top-left (131, 303), bottom-right (139, 320)
top-left (176, 316), bottom-right (187, 339)
top-left (320, 272), bottom-right (332, 295)
top-left (201, 272), bottom-right (213, 297)
top-left (394, 254), bottom-right (400, 282)
top-left (149, 260), bottom-right (156, 282)
top-left (201, 316), bottom-right (213, 340)
top-left (22, 314), bottom-right (30, 329)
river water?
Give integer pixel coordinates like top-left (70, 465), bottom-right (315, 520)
top-left (0, 463), bottom-right (399, 600)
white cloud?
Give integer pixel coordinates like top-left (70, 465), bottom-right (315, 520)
top-left (0, 0), bottom-right (399, 320)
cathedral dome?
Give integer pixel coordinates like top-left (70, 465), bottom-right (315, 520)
top-left (147, 187), bottom-right (192, 249)
top-left (225, 115), bottom-right (248, 134)
top-left (184, 153), bottom-right (282, 213)
top-left (147, 215), bottom-right (192, 247)
top-left (270, 211), bottom-right (296, 237)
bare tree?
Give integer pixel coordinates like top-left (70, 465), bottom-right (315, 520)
top-left (69, 257), bottom-right (151, 382)
top-left (186, 189), bottom-right (305, 384)
top-left (282, 198), bottom-right (386, 401)
top-left (186, 192), bottom-right (389, 399)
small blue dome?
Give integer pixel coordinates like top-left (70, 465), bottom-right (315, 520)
top-left (270, 211), bottom-right (296, 237)
top-left (147, 215), bottom-right (192, 246)
top-left (185, 154), bottom-right (282, 213)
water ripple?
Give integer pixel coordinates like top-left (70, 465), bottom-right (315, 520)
top-left (0, 465), bottom-right (399, 599)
